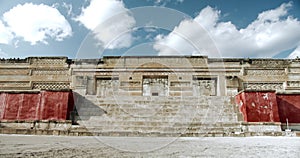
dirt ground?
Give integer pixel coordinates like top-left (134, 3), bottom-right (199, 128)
top-left (0, 134), bottom-right (299, 157)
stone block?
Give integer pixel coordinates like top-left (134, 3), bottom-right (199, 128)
top-left (2, 128), bottom-right (16, 134)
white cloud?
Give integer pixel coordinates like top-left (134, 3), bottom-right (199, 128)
top-left (0, 48), bottom-right (8, 58)
top-left (2, 3), bottom-right (72, 45)
top-left (151, 0), bottom-right (183, 6)
top-left (288, 46), bottom-right (300, 59)
top-left (153, 0), bottom-right (171, 6)
top-left (75, 0), bottom-right (135, 49)
top-left (154, 0), bottom-right (164, 5)
top-left (154, 2), bottom-right (300, 58)
top-left (62, 2), bottom-right (73, 17)
top-left (0, 20), bottom-right (13, 44)
top-left (153, 6), bottom-right (220, 56)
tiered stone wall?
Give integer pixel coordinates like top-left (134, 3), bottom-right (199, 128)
top-left (0, 57), bottom-right (71, 91)
top-left (1, 56), bottom-right (300, 136)
top-left (0, 57), bottom-right (73, 129)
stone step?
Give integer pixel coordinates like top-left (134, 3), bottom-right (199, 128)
top-left (80, 110), bottom-right (235, 116)
top-left (80, 126), bottom-right (242, 133)
top-left (93, 100), bottom-right (233, 105)
top-left (76, 116), bottom-right (238, 123)
top-left (77, 121), bottom-right (241, 130)
top-left (77, 114), bottom-right (237, 119)
top-left (75, 95), bottom-right (239, 135)
top-left (95, 100), bottom-right (230, 104)
top-left (76, 113), bottom-right (238, 120)
top-left (75, 106), bottom-right (236, 114)
top-left (76, 105), bottom-right (236, 111)
top-left (79, 125), bottom-right (242, 132)
top-left (0, 127), bottom-right (284, 137)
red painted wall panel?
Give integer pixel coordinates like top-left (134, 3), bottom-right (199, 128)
top-left (18, 93), bottom-right (40, 120)
top-left (40, 91), bottom-right (69, 120)
top-left (276, 94), bottom-right (300, 123)
top-left (0, 91), bottom-right (74, 121)
top-left (3, 94), bottom-right (23, 120)
top-left (235, 91), bottom-right (280, 122)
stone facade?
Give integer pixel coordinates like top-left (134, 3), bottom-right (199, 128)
top-left (0, 57), bottom-right (70, 91)
top-left (1, 56), bottom-right (300, 136)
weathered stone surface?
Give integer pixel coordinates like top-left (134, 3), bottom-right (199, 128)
top-left (1, 56), bottom-right (300, 136)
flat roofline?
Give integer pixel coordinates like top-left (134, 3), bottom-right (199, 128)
top-left (101, 56), bottom-right (294, 62)
top-left (1, 55), bottom-right (298, 62)
top-left (102, 55), bottom-right (208, 58)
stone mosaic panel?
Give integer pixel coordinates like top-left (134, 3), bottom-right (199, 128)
top-left (286, 81), bottom-right (300, 88)
top-left (32, 69), bottom-right (69, 75)
top-left (32, 82), bottom-right (70, 90)
top-left (243, 83), bottom-right (283, 91)
top-left (193, 78), bottom-right (217, 96)
top-left (245, 69), bottom-right (285, 76)
top-left (142, 77), bottom-right (168, 96)
top-left (251, 60), bottom-right (290, 67)
top-left (96, 78), bottom-right (119, 96)
top-left (30, 58), bottom-right (67, 65)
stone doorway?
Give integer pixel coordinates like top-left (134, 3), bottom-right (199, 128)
top-left (193, 77), bottom-right (217, 96)
top-left (96, 77), bottom-right (119, 97)
top-left (142, 76), bottom-right (168, 96)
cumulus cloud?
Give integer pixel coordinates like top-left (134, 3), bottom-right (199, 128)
top-left (2, 3), bottom-right (72, 45)
top-left (75, 0), bottom-right (136, 49)
top-left (152, 0), bottom-right (183, 6)
top-left (62, 2), bottom-right (73, 17)
top-left (0, 20), bottom-right (13, 44)
top-left (154, 0), bottom-right (166, 5)
top-left (154, 2), bottom-right (300, 58)
top-left (153, 6), bottom-right (219, 56)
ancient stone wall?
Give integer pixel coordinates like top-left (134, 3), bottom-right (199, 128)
top-left (0, 57), bottom-right (71, 91)
top-left (1, 56), bottom-right (300, 135)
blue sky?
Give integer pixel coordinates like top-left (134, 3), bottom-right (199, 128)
top-left (0, 0), bottom-right (300, 59)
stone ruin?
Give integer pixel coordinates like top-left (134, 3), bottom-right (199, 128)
top-left (0, 56), bottom-right (299, 136)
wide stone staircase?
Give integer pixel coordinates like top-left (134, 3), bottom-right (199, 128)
top-left (72, 95), bottom-right (243, 136)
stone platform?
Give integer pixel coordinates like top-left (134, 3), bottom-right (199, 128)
top-left (1, 56), bottom-right (300, 136)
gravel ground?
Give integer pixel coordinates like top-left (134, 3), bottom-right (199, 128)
top-left (0, 134), bottom-right (299, 157)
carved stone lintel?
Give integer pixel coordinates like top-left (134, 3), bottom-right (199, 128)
top-left (0, 69), bottom-right (30, 75)
top-left (287, 81), bottom-right (300, 88)
top-left (32, 82), bottom-right (70, 90)
top-left (32, 69), bottom-right (69, 75)
top-left (193, 79), bottom-right (217, 96)
top-left (245, 69), bottom-right (285, 76)
top-left (29, 57), bottom-right (67, 65)
top-left (243, 83), bottom-right (283, 91)
top-left (251, 60), bottom-right (290, 68)
top-left (0, 81), bottom-right (30, 88)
